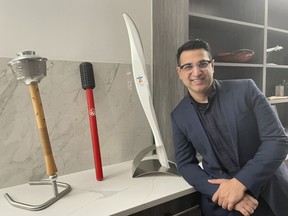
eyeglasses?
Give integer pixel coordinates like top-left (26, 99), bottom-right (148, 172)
top-left (179, 60), bottom-right (212, 73)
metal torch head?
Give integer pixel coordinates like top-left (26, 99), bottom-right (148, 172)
top-left (8, 51), bottom-right (48, 85)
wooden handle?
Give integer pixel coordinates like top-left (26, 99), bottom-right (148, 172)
top-left (29, 83), bottom-right (58, 176)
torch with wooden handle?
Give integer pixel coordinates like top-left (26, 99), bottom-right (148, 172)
top-left (8, 51), bottom-right (57, 176)
top-left (5, 51), bottom-right (71, 211)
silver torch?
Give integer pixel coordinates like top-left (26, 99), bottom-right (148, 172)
top-left (5, 51), bottom-right (71, 211)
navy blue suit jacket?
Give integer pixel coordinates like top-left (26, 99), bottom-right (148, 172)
top-left (171, 79), bottom-right (288, 215)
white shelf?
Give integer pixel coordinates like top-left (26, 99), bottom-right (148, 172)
top-left (268, 26), bottom-right (288, 35)
top-left (189, 12), bottom-right (264, 29)
top-left (215, 62), bottom-right (263, 67)
top-left (268, 98), bottom-right (288, 104)
top-left (266, 64), bottom-right (288, 69)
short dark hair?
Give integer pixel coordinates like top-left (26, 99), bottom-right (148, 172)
top-left (176, 39), bottom-right (212, 66)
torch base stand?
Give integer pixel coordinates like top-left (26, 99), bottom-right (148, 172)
top-left (4, 175), bottom-right (71, 211)
top-left (132, 145), bottom-right (180, 178)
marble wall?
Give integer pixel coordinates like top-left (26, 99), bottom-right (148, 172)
top-left (0, 58), bottom-right (152, 188)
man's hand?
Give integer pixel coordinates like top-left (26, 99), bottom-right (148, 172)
top-left (234, 194), bottom-right (259, 216)
top-left (208, 178), bottom-right (246, 210)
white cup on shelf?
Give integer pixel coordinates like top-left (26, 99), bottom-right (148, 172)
top-left (275, 85), bottom-right (284, 96)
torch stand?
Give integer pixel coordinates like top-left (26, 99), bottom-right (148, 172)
top-left (4, 175), bottom-right (71, 211)
top-left (132, 145), bottom-right (179, 178)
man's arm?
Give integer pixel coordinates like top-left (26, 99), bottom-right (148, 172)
top-left (171, 115), bottom-right (219, 197)
top-left (234, 80), bottom-right (288, 197)
top-left (208, 80), bottom-right (288, 210)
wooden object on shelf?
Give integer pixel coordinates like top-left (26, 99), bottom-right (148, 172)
top-left (216, 49), bottom-right (254, 63)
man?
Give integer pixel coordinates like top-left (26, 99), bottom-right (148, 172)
top-left (171, 39), bottom-right (288, 216)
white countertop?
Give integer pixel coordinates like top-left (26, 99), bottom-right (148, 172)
top-left (0, 159), bottom-right (195, 216)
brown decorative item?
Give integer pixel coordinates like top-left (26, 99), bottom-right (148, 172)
top-left (216, 49), bottom-right (254, 63)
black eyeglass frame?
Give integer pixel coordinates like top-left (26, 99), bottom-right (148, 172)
top-left (179, 60), bottom-right (212, 70)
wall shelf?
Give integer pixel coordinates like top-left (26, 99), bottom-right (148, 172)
top-left (215, 63), bottom-right (264, 68)
top-left (189, 12), bottom-right (264, 29)
top-left (269, 99), bottom-right (288, 104)
top-left (268, 26), bottom-right (288, 35)
top-left (266, 65), bottom-right (288, 69)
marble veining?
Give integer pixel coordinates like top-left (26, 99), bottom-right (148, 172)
top-left (0, 58), bottom-right (152, 188)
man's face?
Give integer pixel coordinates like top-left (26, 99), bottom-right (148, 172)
top-left (176, 49), bottom-right (214, 98)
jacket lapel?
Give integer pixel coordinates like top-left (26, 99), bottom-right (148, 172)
top-left (216, 80), bottom-right (239, 164)
top-left (186, 99), bottom-right (211, 145)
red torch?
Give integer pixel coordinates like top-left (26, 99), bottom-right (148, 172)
top-left (79, 62), bottom-right (103, 181)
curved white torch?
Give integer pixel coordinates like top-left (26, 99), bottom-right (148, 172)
top-left (123, 13), bottom-right (170, 168)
